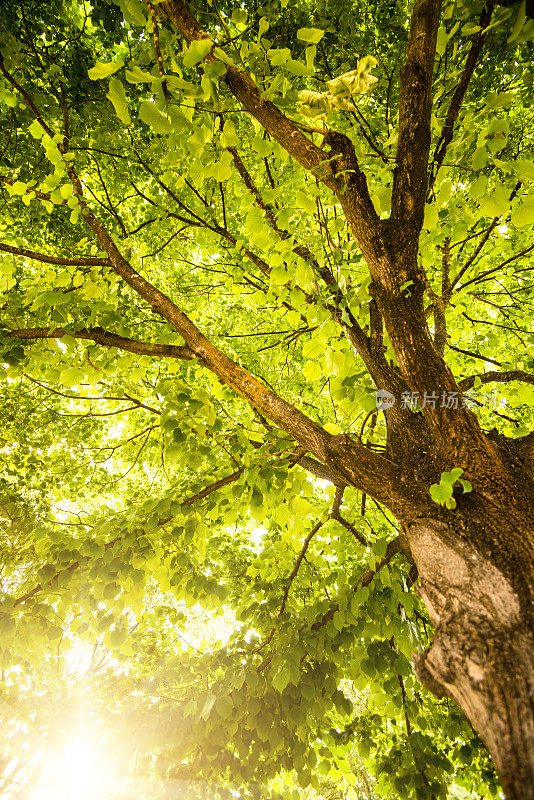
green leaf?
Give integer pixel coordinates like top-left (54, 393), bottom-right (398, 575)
top-left (213, 47), bottom-right (236, 67)
top-left (472, 146), bottom-right (488, 171)
top-left (88, 60), bottom-right (124, 80)
top-left (296, 28), bottom-right (325, 44)
top-left (268, 48), bottom-right (291, 66)
top-left (424, 203), bottom-right (438, 230)
top-left (508, 0), bottom-right (526, 42)
top-left (436, 27), bottom-right (448, 56)
top-left (103, 582), bottom-right (120, 599)
top-left (511, 193), bottom-right (534, 228)
top-left (324, 422), bottom-right (342, 434)
top-left (258, 17), bottom-right (269, 37)
top-left (284, 59), bottom-right (314, 77)
top-left (120, 0), bottom-right (146, 26)
top-left (208, 151), bottom-right (233, 182)
top-left (486, 92), bottom-right (514, 109)
top-left (231, 9), bottom-right (247, 24)
top-left (303, 361), bottom-right (322, 381)
top-left (183, 39), bottom-right (213, 69)
top-left (429, 481), bottom-right (453, 505)
top-left (10, 181), bottom-right (27, 196)
top-left (106, 77), bottom-right (131, 125)
top-left (139, 101), bottom-right (171, 135)
top-left (108, 627), bottom-right (128, 648)
top-left (302, 337), bottom-right (323, 358)
top-left (324, 348), bottom-right (344, 374)
top-left (442, 468), bottom-right (463, 483)
top-left (272, 666), bottom-right (290, 693)
top-left (295, 190), bottom-right (316, 214)
top-left (271, 266), bottom-right (288, 285)
top-left (373, 538), bottom-right (388, 558)
top-left (514, 160), bottom-right (534, 180)
top-left (461, 23), bottom-right (481, 35)
top-left (125, 65), bottom-right (155, 84)
top-left (215, 695), bottom-right (233, 719)
top-left (28, 120), bottom-right (44, 139)
top-left (220, 119), bottom-right (240, 147)
top-left (333, 610), bottom-right (345, 630)
top-left (251, 135), bottom-right (273, 157)
top-left (479, 187), bottom-right (509, 218)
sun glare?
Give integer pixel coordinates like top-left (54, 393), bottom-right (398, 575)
top-left (32, 737), bottom-right (114, 800)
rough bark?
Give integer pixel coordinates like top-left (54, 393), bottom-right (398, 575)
top-left (408, 514), bottom-right (534, 800)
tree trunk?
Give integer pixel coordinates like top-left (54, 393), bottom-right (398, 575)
top-left (408, 518), bottom-right (534, 799)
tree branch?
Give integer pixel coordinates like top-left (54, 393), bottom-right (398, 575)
top-left (0, 50), bottom-right (55, 138)
top-left (5, 326), bottom-right (196, 359)
top-left (450, 182), bottom-right (522, 292)
top-left (398, 672), bottom-right (438, 800)
top-left (12, 469), bottom-right (244, 608)
top-left (459, 370), bottom-right (534, 392)
top-left (449, 344), bottom-right (502, 367)
top-left (158, 0), bottom-right (384, 272)
top-left (429, 6), bottom-right (493, 190)
top-left (279, 520), bottom-right (324, 617)
top-left (158, 0), bottom-right (476, 457)
top-left (0, 174), bottom-right (67, 205)
top-left (256, 534), bottom-right (409, 671)
top-left (0, 242), bottom-right (110, 267)
top-left (226, 147), bottom-right (395, 392)
top-left (159, 0), bottom-right (337, 189)
top-left (390, 0), bottom-right (442, 257)
top-left (331, 511), bottom-right (368, 547)
top-left (298, 456), bottom-right (348, 487)
top-left (310, 535), bottom-right (408, 632)
top-left (459, 244), bottom-right (534, 290)
top-left (227, 146), bottom-right (280, 231)
top-left (59, 158), bottom-right (410, 511)
top-left (147, 0), bottom-right (171, 102)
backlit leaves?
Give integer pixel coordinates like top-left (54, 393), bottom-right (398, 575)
top-left (139, 101), bottom-right (171, 134)
top-left (87, 60), bottom-right (124, 80)
top-left (512, 192), bottom-right (534, 227)
top-left (106, 77), bottom-right (131, 125)
top-left (183, 39), bottom-right (213, 68)
top-left (297, 57), bottom-right (378, 117)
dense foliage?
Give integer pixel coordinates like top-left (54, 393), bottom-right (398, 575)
top-left (0, 0), bottom-right (533, 797)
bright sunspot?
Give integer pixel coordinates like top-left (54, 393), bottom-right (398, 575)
top-left (32, 737), bottom-right (114, 800)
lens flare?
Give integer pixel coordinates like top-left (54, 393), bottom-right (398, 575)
top-left (33, 737), bottom-right (113, 800)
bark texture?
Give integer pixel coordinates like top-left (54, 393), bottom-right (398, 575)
top-left (410, 516), bottom-right (534, 799)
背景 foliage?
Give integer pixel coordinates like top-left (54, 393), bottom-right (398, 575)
top-left (0, 0), bottom-right (533, 797)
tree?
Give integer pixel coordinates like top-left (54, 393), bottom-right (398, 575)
top-left (0, 0), bottom-right (533, 797)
